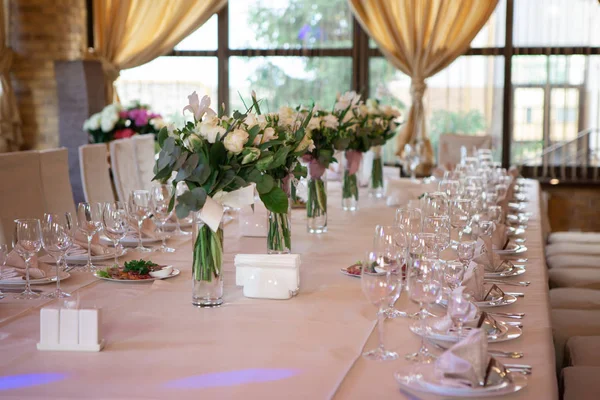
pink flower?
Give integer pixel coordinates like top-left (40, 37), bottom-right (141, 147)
top-left (128, 109), bottom-right (149, 126)
top-left (119, 111), bottom-right (128, 119)
top-left (114, 128), bottom-right (135, 139)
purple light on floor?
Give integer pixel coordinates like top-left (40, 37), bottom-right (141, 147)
top-left (0, 373), bottom-right (67, 391)
top-left (163, 368), bottom-right (301, 389)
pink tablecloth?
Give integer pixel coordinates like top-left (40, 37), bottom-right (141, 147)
top-left (0, 180), bottom-right (557, 399)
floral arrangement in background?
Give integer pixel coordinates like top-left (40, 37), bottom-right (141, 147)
top-left (83, 102), bottom-right (166, 143)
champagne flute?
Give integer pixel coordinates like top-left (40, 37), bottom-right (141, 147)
top-left (448, 292), bottom-right (473, 338)
top-left (360, 250), bottom-right (399, 361)
top-left (172, 182), bottom-right (192, 236)
top-left (41, 214), bottom-right (73, 298)
top-left (14, 219), bottom-right (42, 299)
top-left (102, 202), bottom-right (128, 266)
top-left (151, 184), bottom-right (175, 253)
top-left (128, 190), bottom-right (153, 252)
top-left (406, 257), bottom-right (443, 363)
top-left (76, 202), bottom-right (103, 271)
top-left (0, 244), bottom-right (7, 299)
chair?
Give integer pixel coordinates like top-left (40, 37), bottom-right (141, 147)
top-left (110, 138), bottom-right (143, 201)
top-left (562, 366), bottom-right (600, 400)
top-left (132, 134), bottom-right (156, 191)
top-left (437, 133), bottom-right (492, 169)
top-left (39, 148), bottom-right (76, 218)
top-left (79, 143), bottom-right (116, 204)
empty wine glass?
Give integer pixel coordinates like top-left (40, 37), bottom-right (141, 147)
top-left (128, 190), bottom-right (153, 252)
top-left (418, 232), bottom-right (436, 257)
top-left (457, 239), bottom-right (477, 268)
top-left (171, 182), bottom-right (192, 236)
top-left (448, 292), bottom-right (473, 337)
top-left (488, 205), bottom-right (503, 225)
top-left (0, 244), bottom-right (7, 299)
top-left (423, 215), bottom-right (450, 258)
top-left (102, 202), bottom-right (128, 266)
top-left (151, 184), bottom-right (175, 253)
top-left (406, 257), bottom-right (443, 363)
top-left (42, 214), bottom-right (73, 298)
top-left (438, 179), bottom-right (460, 198)
top-left (450, 198), bottom-right (470, 246)
top-left (444, 261), bottom-right (465, 291)
top-left (76, 202), bottom-right (104, 271)
top-left (422, 192), bottom-right (449, 218)
top-left (14, 219), bottom-right (42, 299)
top-left (360, 250), bottom-right (400, 361)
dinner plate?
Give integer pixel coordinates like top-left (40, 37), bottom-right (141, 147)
top-left (484, 264), bottom-right (526, 278)
top-left (340, 267), bottom-right (360, 278)
top-left (494, 243), bottom-right (527, 255)
top-left (506, 226), bottom-right (526, 237)
top-left (93, 267), bottom-right (180, 283)
top-left (411, 321), bottom-right (522, 344)
top-left (395, 365), bottom-right (527, 398)
top-left (0, 272), bottom-right (71, 286)
top-left (438, 293), bottom-right (518, 309)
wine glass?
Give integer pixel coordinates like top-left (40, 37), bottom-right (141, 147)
top-left (450, 198), bottom-right (470, 245)
top-left (457, 239), bottom-right (477, 268)
top-left (448, 292), bottom-right (473, 338)
top-left (422, 192), bottom-right (449, 218)
top-left (406, 257), bottom-right (443, 363)
top-left (488, 205), bottom-right (503, 225)
top-left (172, 182), bottom-right (192, 236)
top-left (417, 232), bottom-right (436, 257)
top-left (443, 260), bottom-right (465, 291)
top-left (128, 190), bottom-right (153, 252)
top-left (151, 184), bottom-right (175, 253)
top-left (102, 202), bottom-right (128, 266)
top-left (76, 202), bottom-right (104, 271)
top-left (360, 250), bottom-right (400, 361)
top-left (423, 216), bottom-right (450, 258)
top-left (438, 179), bottom-right (460, 198)
top-left (0, 244), bottom-right (7, 299)
top-left (42, 213), bottom-right (73, 298)
top-left (14, 219), bottom-right (42, 299)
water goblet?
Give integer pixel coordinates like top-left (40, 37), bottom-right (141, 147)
top-left (102, 202), bottom-right (128, 265)
top-left (423, 216), bottom-right (450, 258)
top-left (444, 260), bottom-right (465, 291)
top-left (457, 239), bottom-right (477, 268)
top-left (14, 219), bottom-right (42, 299)
top-left (361, 250), bottom-right (400, 361)
top-left (417, 232), bottom-right (436, 258)
top-left (448, 292), bottom-right (473, 337)
top-left (0, 244), bottom-right (7, 299)
top-left (128, 190), bottom-right (153, 252)
top-left (450, 198), bottom-right (470, 245)
top-left (151, 184), bottom-right (175, 253)
top-left (41, 213), bottom-right (73, 298)
top-left (76, 202), bottom-right (104, 271)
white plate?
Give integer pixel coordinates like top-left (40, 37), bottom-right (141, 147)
top-left (101, 236), bottom-right (162, 247)
top-left (93, 267), bottom-right (180, 283)
top-left (340, 266), bottom-right (360, 278)
top-left (506, 226), bottom-right (526, 237)
top-left (395, 365), bottom-right (527, 398)
top-left (484, 265), bottom-right (526, 278)
top-left (0, 272), bottom-right (71, 286)
top-left (163, 221), bottom-right (192, 230)
top-left (411, 321), bottom-right (522, 344)
top-left (439, 293), bottom-right (518, 309)
top-left (40, 250), bottom-right (120, 264)
top-left (494, 243), bottom-right (527, 255)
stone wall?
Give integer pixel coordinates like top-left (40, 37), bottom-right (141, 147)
top-left (9, 0), bottom-right (87, 150)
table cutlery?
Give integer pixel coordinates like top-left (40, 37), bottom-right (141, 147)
top-left (427, 340), bottom-right (524, 359)
top-left (485, 279), bottom-right (530, 287)
top-left (505, 292), bottom-right (525, 298)
top-left (488, 312), bottom-right (525, 319)
top-left (0, 287), bottom-right (43, 293)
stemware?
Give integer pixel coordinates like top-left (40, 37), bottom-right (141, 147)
top-left (128, 190), bottom-right (153, 252)
top-left (406, 257), bottom-right (443, 363)
top-left (360, 250), bottom-right (400, 361)
top-left (457, 239), bottom-right (477, 268)
top-left (151, 184), bottom-right (175, 253)
top-left (76, 202), bottom-right (104, 271)
top-left (438, 179), bottom-right (460, 198)
top-left (488, 205), bottom-right (503, 225)
top-left (417, 232), bottom-right (436, 258)
top-left (423, 216), bottom-right (450, 258)
top-left (171, 182), bottom-right (192, 236)
top-left (41, 213), bottom-right (73, 298)
top-left (14, 219), bottom-right (43, 299)
top-left (102, 202), bottom-right (128, 265)
top-left (0, 244), bottom-right (7, 299)
top-left (443, 261), bottom-right (465, 291)
top-left (422, 192), bottom-right (449, 218)
top-left (448, 292), bottom-right (473, 337)
top-left (450, 198), bottom-right (470, 245)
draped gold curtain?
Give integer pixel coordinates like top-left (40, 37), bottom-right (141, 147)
top-left (0, 1), bottom-right (22, 152)
top-left (348, 0), bottom-right (498, 164)
top-left (93, 0), bottom-right (227, 103)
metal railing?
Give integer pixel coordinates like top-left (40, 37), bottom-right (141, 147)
top-left (517, 128), bottom-right (600, 183)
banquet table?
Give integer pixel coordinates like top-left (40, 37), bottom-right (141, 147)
top-left (0, 179), bottom-right (558, 399)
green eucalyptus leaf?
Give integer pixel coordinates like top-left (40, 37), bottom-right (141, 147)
top-left (175, 203), bottom-right (190, 219)
top-left (187, 163), bottom-right (211, 185)
top-left (163, 137), bottom-right (176, 154)
top-left (260, 186), bottom-right (289, 214)
top-left (255, 174), bottom-right (274, 194)
top-left (172, 153), bottom-right (188, 171)
top-left (209, 141), bottom-right (227, 168)
top-left (268, 147), bottom-right (290, 170)
top-left (256, 154), bottom-right (274, 171)
top-left (157, 127), bottom-right (168, 147)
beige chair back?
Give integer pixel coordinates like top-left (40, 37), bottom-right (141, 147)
top-left (0, 151), bottom-right (46, 244)
top-left (133, 135), bottom-right (156, 191)
top-left (79, 143), bottom-right (116, 204)
top-left (39, 148), bottom-right (77, 218)
top-left (110, 138), bottom-right (143, 201)
top-left (438, 134), bottom-right (492, 169)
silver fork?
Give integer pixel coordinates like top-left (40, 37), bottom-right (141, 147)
top-left (487, 312), bottom-right (525, 319)
top-left (485, 280), bottom-right (530, 287)
top-left (427, 340), bottom-right (524, 359)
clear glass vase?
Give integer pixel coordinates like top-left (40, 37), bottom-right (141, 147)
top-left (306, 161), bottom-right (327, 233)
top-left (342, 151), bottom-right (362, 211)
top-left (370, 153), bottom-right (385, 198)
top-left (192, 212), bottom-right (224, 307)
top-left (267, 179), bottom-right (292, 254)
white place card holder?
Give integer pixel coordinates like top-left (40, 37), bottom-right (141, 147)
top-left (37, 304), bottom-right (104, 352)
top-left (235, 254), bottom-right (300, 300)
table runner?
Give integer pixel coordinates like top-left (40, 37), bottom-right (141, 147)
top-left (0, 179), bottom-right (558, 399)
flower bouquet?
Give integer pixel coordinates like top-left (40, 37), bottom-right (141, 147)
top-left (83, 102), bottom-right (165, 143)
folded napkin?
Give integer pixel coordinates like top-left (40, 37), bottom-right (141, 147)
top-left (461, 262), bottom-right (485, 301)
top-left (73, 231), bottom-right (110, 256)
top-left (431, 287), bottom-right (479, 332)
top-left (2, 250), bottom-right (46, 280)
top-left (141, 219), bottom-right (159, 239)
top-left (473, 236), bottom-right (515, 273)
top-left (491, 223), bottom-right (509, 250)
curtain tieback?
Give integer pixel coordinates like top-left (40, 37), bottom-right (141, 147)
top-left (99, 57), bottom-right (121, 83)
top-left (410, 79), bottom-right (427, 101)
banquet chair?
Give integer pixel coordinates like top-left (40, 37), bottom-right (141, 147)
top-left (39, 148), bottom-right (76, 218)
top-left (552, 309), bottom-right (600, 371)
top-left (549, 268), bottom-right (600, 289)
top-left (565, 336), bottom-right (600, 367)
top-left (132, 134), bottom-right (156, 191)
top-left (79, 143), bottom-right (116, 204)
top-left (561, 366), bottom-right (600, 400)
top-left (550, 288), bottom-right (600, 310)
top-left (110, 138), bottom-right (143, 201)
top-left (0, 150), bottom-right (46, 243)
top-left (437, 133), bottom-right (492, 169)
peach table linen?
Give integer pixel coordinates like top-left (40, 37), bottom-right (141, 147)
top-left (0, 180), bottom-right (557, 399)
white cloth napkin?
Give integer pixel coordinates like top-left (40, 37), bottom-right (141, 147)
top-left (435, 329), bottom-right (490, 387)
top-left (2, 250), bottom-right (46, 280)
top-left (491, 223), bottom-right (509, 250)
top-left (432, 287), bottom-right (479, 332)
top-left (461, 262), bottom-right (485, 301)
top-left (473, 236), bottom-right (514, 273)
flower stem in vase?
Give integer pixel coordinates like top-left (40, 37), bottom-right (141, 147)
top-left (342, 151), bottom-right (361, 211)
top-left (307, 161), bottom-right (327, 233)
top-left (192, 215), bottom-right (224, 307)
top-left (267, 179), bottom-right (292, 254)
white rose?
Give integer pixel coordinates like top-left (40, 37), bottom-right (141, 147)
top-left (256, 114), bottom-right (268, 130)
top-left (84, 113), bottom-right (101, 131)
top-left (279, 106), bottom-right (296, 127)
top-left (322, 114), bottom-right (339, 130)
top-left (307, 116), bottom-right (320, 132)
top-left (334, 91), bottom-right (361, 111)
top-left (245, 113), bottom-right (258, 128)
top-left (294, 133), bottom-right (314, 153)
top-left (262, 127), bottom-right (278, 143)
top-left (224, 128), bottom-right (249, 154)
top-left (197, 115), bottom-right (226, 143)
top-left (100, 112), bottom-right (119, 132)
top-left (150, 118), bottom-right (166, 130)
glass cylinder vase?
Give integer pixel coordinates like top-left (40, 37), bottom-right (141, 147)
top-left (370, 146), bottom-right (385, 198)
top-left (192, 212), bottom-right (224, 307)
top-left (306, 161), bottom-right (327, 233)
top-left (342, 150), bottom-right (362, 211)
top-left (267, 179), bottom-right (292, 254)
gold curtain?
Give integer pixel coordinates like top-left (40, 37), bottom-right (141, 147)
top-left (348, 0), bottom-right (498, 164)
top-left (0, 1), bottom-right (22, 152)
top-left (93, 0), bottom-right (227, 103)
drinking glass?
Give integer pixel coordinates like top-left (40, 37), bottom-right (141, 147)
top-left (14, 219), bottom-right (42, 299)
top-left (417, 232), bottom-right (436, 257)
top-left (488, 205), bottom-right (503, 225)
top-left (422, 192), bottom-right (449, 218)
top-left (444, 260), bottom-right (465, 291)
top-left (448, 292), bottom-right (473, 337)
top-left (102, 202), bottom-right (128, 266)
top-left (450, 198), bottom-right (470, 245)
top-left (457, 239), bottom-right (477, 268)
top-left (76, 202), bottom-right (104, 271)
top-left (42, 213), bottom-right (73, 298)
top-left (0, 244), bottom-right (7, 299)
top-left (172, 182), bottom-right (192, 236)
top-left (406, 257), bottom-right (443, 363)
top-left (438, 179), bottom-right (460, 198)
top-left (360, 250), bottom-right (399, 361)
top-left (423, 216), bottom-right (450, 258)
top-left (151, 184), bottom-right (175, 253)
top-left (128, 190), bottom-right (153, 252)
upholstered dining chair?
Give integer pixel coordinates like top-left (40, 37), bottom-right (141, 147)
top-left (110, 138), bottom-right (143, 201)
top-left (132, 134), bottom-right (156, 191)
top-left (437, 133), bottom-right (492, 169)
top-left (39, 148), bottom-right (77, 218)
top-left (79, 143), bottom-right (116, 204)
